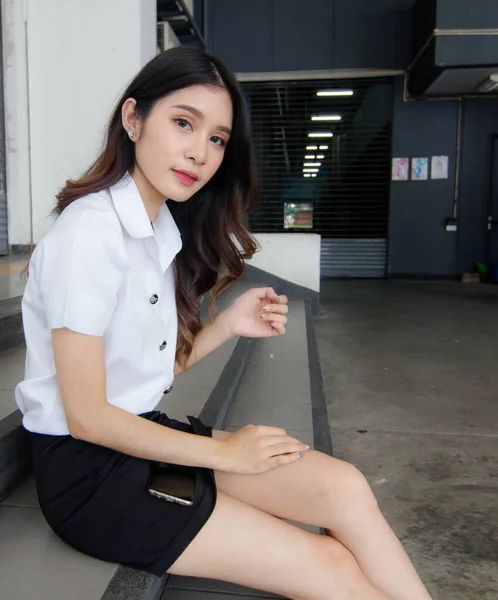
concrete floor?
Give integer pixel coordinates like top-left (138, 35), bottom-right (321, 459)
top-left (2, 267), bottom-right (497, 598)
top-left (315, 280), bottom-right (498, 600)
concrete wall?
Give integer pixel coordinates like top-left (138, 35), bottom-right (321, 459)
top-left (436, 0), bottom-right (498, 28)
top-left (389, 77), bottom-right (498, 276)
top-left (206, 1), bottom-right (498, 278)
top-left (4, 0), bottom-right (496, 282)
top-left (206, 0), bottom-right (414, 74)
top-left (458, 98), bottom-right (498, 273)
top-left (2, 0), bottom-right (157, 245)
top-left (2, 0), bottom-right (31, 246)
top-left (248, 234), bottom-right (321, 292)
top-left (389, 78), bottom-right (459, 276)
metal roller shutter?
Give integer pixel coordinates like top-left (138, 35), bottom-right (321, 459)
top-left (242, 78), bottom-right (394, 278)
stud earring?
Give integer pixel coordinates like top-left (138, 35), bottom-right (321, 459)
top-left (128, 130), bottom-right (136, 140)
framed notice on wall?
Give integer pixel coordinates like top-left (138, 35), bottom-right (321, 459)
top-left (411, 158), bottom-right (429, 181)
top-left (392, 158), bottom-right (409, 181)
top-left (431, 156), bottom-right (449, 180)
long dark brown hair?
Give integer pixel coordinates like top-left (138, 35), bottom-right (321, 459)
top-left (26, 46), bottom-right (259, 366)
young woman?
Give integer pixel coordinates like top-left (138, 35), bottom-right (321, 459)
top-left (16, 46), bottom-right (433, 600)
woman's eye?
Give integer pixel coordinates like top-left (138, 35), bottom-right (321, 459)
top-left (175, 118), bottom-right (192, 130)
top-left (211, 135), bottom-right (226, 147)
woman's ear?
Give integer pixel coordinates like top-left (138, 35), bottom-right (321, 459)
top-left (121, 98), bottom-right (141, 141)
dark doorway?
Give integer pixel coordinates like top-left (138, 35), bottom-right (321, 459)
top-left (488, 135), bottom-right (498, 264)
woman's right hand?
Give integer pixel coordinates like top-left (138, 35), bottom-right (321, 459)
top-left (214, 424), bottom-right (310, 474)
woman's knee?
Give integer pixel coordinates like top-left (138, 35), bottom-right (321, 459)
top-left (319, 457), bottom-right (380, 517)
top-left (316, 535), bottom-right (378, 598)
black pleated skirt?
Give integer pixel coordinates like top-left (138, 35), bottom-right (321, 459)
top-left (29, 411), bottom-right (217, 576)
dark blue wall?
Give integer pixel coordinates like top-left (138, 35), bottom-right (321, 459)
top-left (458, 99), bottom-right (498, 273)
top-left (273, 0), bottom-right (334, 71)
top-left (389, 85), bottom-right (498, 276)
top-left (193, 0), bottom-right (204, 31)
top-left (389, 78), bottom-right (459, 276)
top-left (207, 0), bottom-right (273, 72)
top-left (206, 0), bottom-right (414, 73)
top-left (333, 0), bottom-right (413, 70)
top-left (204, 0), bottom-right (498, 276)
top-left (437, 0), bottom-right (498, 28)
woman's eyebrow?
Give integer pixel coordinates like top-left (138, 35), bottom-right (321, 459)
top-left (172, 104), bottom-right (232, 136)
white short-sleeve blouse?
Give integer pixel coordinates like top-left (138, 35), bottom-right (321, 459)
top-left (15, 173), bottom-right (182, 435)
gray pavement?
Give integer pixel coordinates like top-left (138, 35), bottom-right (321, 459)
top-left (316, 279), bottom-right (498, 600)
top-left (1, 279), bottom-right (497, 599)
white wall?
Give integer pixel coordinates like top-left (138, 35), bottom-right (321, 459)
top-left (248, 234), bottom-right (321, 292)
top-left (2, 0), bottom-right (31, 245)
top-left (3, 0), bottom-right (157, 245)
top-left (2, 1), bottom-right (321, 292)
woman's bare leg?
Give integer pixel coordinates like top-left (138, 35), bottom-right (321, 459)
top-left (168, 491), bottom-right (391, 600)
top-left (212, 430), bottom-right (432, 600)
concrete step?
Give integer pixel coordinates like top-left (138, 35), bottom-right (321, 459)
top-left (0, 343), bottom-right (33, 503)
top-left (0, 280), bottom-right (255, 503)
top-left (0, 344), bottom-right (26, 421)
top-left (0, 279), bottom-right (256, 600)
top-left (0, 254), bottom-right (27, 353)
top-left (0, 296), bottom-right (24, 353)
top-left (161, 300), bottom-right (331, 600)
top-left (0, 272), bottom-right (328, 600)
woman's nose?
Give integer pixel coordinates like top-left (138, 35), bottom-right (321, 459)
top-left (187, 137), bottom-right (208, 165)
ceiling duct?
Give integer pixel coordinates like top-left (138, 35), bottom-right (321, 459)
top-left (409, 0), bottom-right (498, 97)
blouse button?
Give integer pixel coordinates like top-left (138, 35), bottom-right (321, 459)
top-left (150, 294), bottom-right (159, 305)
top-left (159, 341), bottom-right (167, 351)
top-left (164, 384), bottom-right (173, 394)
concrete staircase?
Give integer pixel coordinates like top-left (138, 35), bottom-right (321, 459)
top-left (0, 267), bottom-right (330, 600)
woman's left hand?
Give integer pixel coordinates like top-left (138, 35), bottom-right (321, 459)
top-left (223, 287), bottom-right (289, 338)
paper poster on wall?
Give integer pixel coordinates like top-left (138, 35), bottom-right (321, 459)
top-left (411, 158), bottom-right (429, 181)
top-left (392, 158), bottom-right (409, 181)
top-left (431, 156), bottom-right (449, 180)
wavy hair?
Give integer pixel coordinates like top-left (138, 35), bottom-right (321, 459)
top-left (26, 46), bottom-right (259, 366)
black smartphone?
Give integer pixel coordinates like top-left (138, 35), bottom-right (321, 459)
top-left (148, 462), bottom-right (196, 506)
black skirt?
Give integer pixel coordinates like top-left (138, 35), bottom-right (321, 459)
top-left (29, 411), bottom-right (217, 576)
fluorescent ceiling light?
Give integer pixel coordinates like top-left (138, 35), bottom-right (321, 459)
top-left (303, 162), bottom-right (321, 167)
top-left (303, 168), bottom-right (319, 173)
top-left (308, 132), bottom-right (333, 138)
top-left (319, 145), bottom-right (329, 150)
top-left (317, 155), bottom-right (325, 159)
top-left (305, 155), bottom-right (316, 159)
top-left (317, 90), bottom-right (354, 96)
top-left (304, 174), bottom-right (312, 178)
top-left (311, 115), bottom-right (342, 121)
top-left (306, 145), bottom-right (318, 150)
top-left (311, 174), bottom-right (317, 177)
